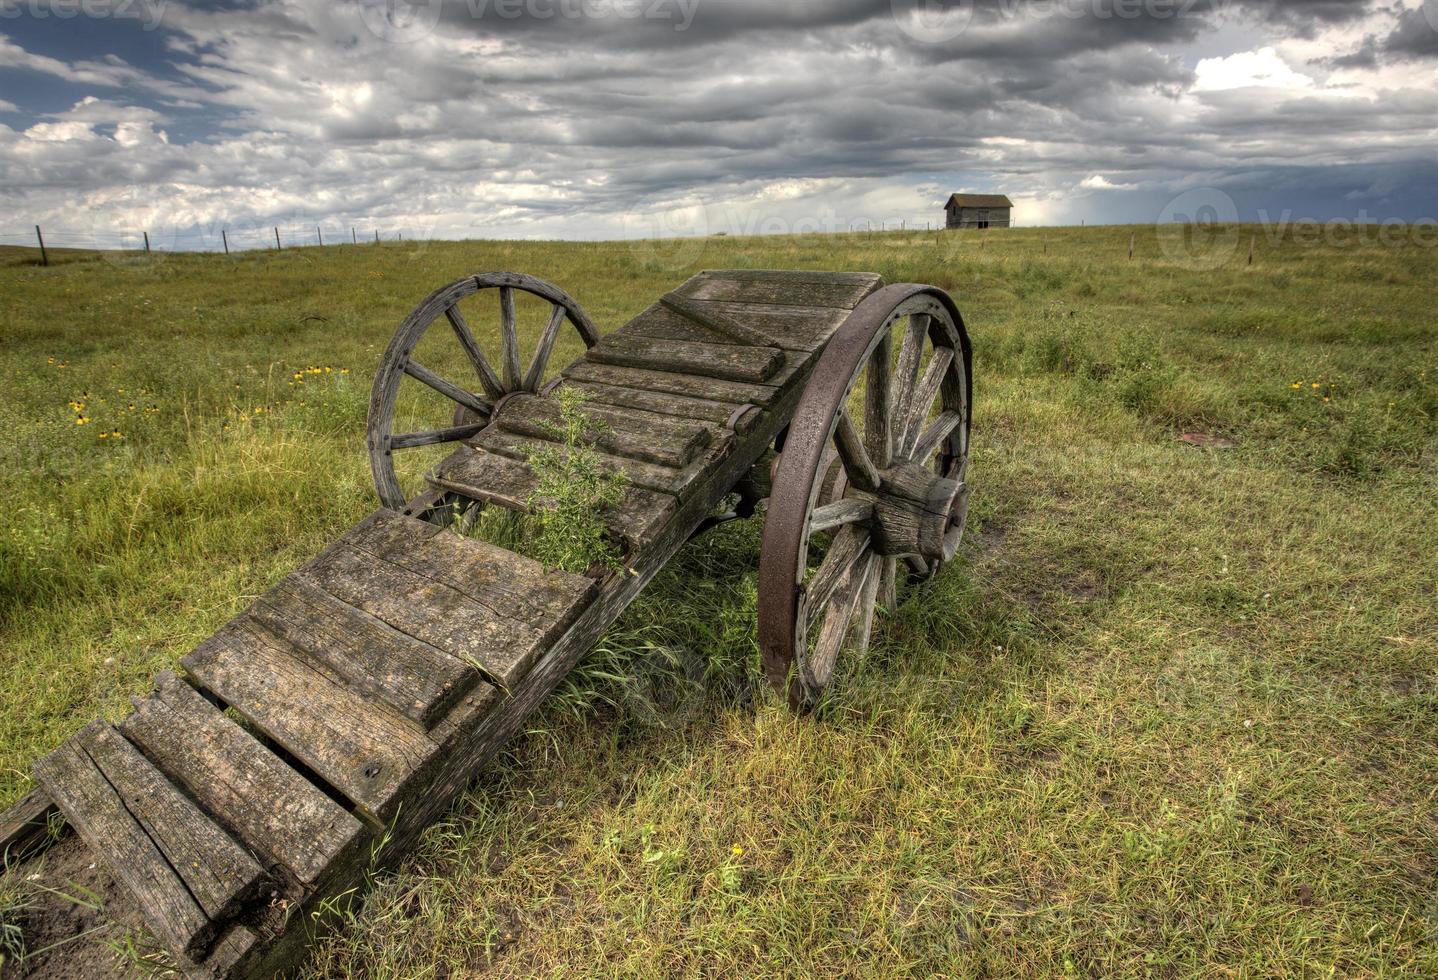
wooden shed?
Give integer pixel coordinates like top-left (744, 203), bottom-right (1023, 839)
top-left (945, 193), bottom-right (1013, 230)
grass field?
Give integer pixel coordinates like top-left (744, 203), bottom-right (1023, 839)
top-left (1, 225), bottom-right (1436, 976)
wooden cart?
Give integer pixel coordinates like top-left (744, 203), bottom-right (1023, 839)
top-left (5, 269), bottom-right (971, 977)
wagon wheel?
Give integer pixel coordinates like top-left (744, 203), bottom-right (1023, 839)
top-left (758, 284), bottom-right (972, 712)
top-left (368, 272), bottom-right (600, 510)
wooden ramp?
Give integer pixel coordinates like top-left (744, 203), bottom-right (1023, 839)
top-left (21, 270), bottom-right (884, 977)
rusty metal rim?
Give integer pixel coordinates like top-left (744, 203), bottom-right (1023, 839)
top-left (757, 282), bottom-right (972, 707)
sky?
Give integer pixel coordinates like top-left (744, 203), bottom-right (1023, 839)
top-left (0, 0), bottom-right (1435, 250)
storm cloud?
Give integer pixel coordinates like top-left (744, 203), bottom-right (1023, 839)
top-left (0, 0), bottom-right (1434, 248)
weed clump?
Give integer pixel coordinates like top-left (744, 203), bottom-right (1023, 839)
top-left (523, 387), bottom-right (630, 574)
top-left (0, 869), bottom-right (29, 969)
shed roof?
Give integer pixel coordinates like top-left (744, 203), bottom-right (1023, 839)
top-left (947, 194), bottom-right (1013, 209)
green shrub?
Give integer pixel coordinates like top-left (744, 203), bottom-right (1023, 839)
top-left (523, 387), bottom-right (630, 574)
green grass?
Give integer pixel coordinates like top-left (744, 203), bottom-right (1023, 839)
top-left (1, 225), bottom-right (1436, 976)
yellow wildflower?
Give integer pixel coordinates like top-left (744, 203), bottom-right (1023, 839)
top-left (730, 844), bottom-right (744, 857)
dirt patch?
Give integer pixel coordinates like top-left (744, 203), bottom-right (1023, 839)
top-left (1178, 431), bottom-right (1236, 449)
top-left (5, 833), bottom-right (148, 978)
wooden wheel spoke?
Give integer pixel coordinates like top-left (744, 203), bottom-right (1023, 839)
top-left (808, 498), bottom-right (873, 535)
top-left (444, 305), bottom-right (505, 401)
top-left (889, 314), bottom-right (928, 433)
top-left (803, 524), bottom-right (869, 621)
top-left (370, 272), bottom-right (602, 511)
top-left (911, 410), bottom-right (963, 464)
top-left (522, 303), bottom-right (567, 392)
top-left (805, 550), bottom-right (877, 685)
top-left (897, 346), bottom-right (955, 459)
top-left (864, 330), bottom-right (892, 469)
top-left (402, 359), bottom-right (492, 418)
top-left (498, 286), bottom-right (522, 392)
top-left (833, 409), bottom-right (879, 492)
top-left (389, 422), bottom-right (488, 450)
top-left (878, 556), bottom-right (897, 613)
top-left (903, 555), bottom-right (931, 578)
top-left (850, 552), bottom-right (882, 655)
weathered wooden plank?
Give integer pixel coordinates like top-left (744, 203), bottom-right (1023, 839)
top-left (183, 617), bottom-right (441, 821)
top-left (338, 509), bottom-right (596, 653)
top-left (495, 393), bottom-right (711, 469)
top-left (119, 672), bottom-right (367, 888)
top-left (675, 274), bottom-right (882, 309)
top-left (251, 575), bottom-right (480, 728)
top-left (34, 721), bottom-right (266, 958)
top-left (657, 294), bottom-right (777, 348)
top-left (590, 332), bottom-right (783, 384)
top-left (564, 359), bottom-right (789, 407)
top-left (699, 269), bottom-right (883, 286)
top-left (473, 426), bottom-right (704, 498)
top-left (299, 540), bottom-right (554, 688)
top-left (0, 788), bottom-right (59, 863)
top-left (426, 446), bottom-right (679, 553)
top-left (201, 925), bottom-right (262, 979)
top-left (396, 330), bottom-right (822, 868)
top-left (558, 378), bottom-right (755, 432)
top-left (621, 300), bottom-right (849, 353)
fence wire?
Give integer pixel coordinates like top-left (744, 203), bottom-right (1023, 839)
top-left (1, 224), bottom-right (412, 255)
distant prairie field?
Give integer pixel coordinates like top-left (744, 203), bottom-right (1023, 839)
top-left (1, 226), bottom-right (1436, 976)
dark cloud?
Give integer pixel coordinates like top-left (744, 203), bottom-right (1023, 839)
top-left (1378, 4), bottom-right (1438, 59)
top-left (0, 0), bottom-right (1433, 246)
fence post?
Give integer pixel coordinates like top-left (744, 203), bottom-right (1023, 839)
top-left (352, 227), bottom-right (357, 245)
top-left (143, 231), bottom-right (151, 254)
top-left (274, 227), bottom-right (281, 250)
top-left (316, 225), bottom-right (323, 247)
top-left (34, 225), bottom-right (48, 266)
top-left (1129, 231), bottom-right (1135, 260)
top-left (222, 229), bottom-right (229, 255)
top-left (1248, 234), bottom-right (1255, 266)
top-left (374, 229), bottom-right (379, 243)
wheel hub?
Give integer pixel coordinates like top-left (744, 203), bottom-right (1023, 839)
top-left (864, 461), bottom-right (967, 562)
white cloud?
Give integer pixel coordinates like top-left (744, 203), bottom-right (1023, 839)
top-left (1080, 175), bottom-right (1137, 191)
top-left (1194, 46), bottom-right (1314, 91)
top-left (0, 1), bottom-right (1436, 243)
